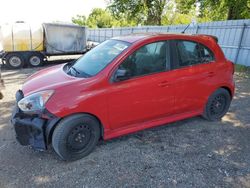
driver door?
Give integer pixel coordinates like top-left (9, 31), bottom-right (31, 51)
top-left (106, 41), bottom-right (176, 129)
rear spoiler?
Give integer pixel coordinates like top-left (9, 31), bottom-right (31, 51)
top-left (194, 34), bottom-right (218, 43)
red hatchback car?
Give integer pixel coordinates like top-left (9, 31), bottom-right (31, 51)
top-left (11, 33), bottom-right (235, 160)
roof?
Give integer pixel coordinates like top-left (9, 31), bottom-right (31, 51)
top-left (112, 33), bottom-right (217, 44)
top-left (112, 33), bottom-right (156, 43)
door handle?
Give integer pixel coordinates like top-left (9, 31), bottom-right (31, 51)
top-left (208, 72), bottom-right (215, 77)
top-left (158, 81), bottom-right (170, 87)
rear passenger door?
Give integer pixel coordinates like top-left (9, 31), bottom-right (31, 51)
top-left (172, 40), bottom-right (216, 114)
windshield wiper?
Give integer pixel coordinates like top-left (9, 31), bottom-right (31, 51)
top-left (66, 63), bottom-right (90, 78)
top-left (67, 65), bottom-right (81, 77)
top-left (70, 66), bottom-right (80, 75)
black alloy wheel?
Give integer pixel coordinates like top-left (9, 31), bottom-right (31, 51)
top-left (203, 88), bottom-right (231, 121)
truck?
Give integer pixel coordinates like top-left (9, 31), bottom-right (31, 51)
top-left (0, 22), bottom-right (87, 69)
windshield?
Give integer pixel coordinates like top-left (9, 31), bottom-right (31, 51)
top-left (67, 39), bottom-right (130, 77)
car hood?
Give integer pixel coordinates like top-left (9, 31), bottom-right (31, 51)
top-left (22, 64), bottom-right (79, 96)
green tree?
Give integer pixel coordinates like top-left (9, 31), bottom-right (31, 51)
top-left (162, 1), bottom-right (196, 25)
top-left (72, 8), bottom-right (117, 28)
top-left (108, 0), bottom-right (170, 25)
top-left (72, 8), bottom-right (134, 28)
top-left (73, 0), bottom-right (250, 28)
top-left (107, 0), bottom-right (146, 25)
top-left (87, 8), bottom-right (114, 28)
top-left (72, 15), bottom-right (87, 26)
top-left (145, 0), bottom-right (168, 25)
top-left (176, 0), bottom-right (250, 21)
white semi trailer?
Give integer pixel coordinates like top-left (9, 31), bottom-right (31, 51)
top-left (0, 22), bottom-right (87, 69)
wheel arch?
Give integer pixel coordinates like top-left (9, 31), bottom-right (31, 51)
top-left (207, 84), bottom-right (234, 101)
top-left (202, 85), bottom-right (232, 121)
top-left (203, 84), bottom-right (234, 113)
top-left (220, 86), bottom-right (233, 99)
top-left (46, 112), bottom-right (105, 145)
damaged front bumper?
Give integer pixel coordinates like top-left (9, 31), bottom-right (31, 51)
top-left (11, 90), bottom-right (60, 150)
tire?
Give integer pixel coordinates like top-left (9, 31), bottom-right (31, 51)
top-left (5, 53), bottom-right (25, 69)
top-left (203, 88), bottom-right (231, 121)
top-left (27, 53), bottom-right (44, 67)
top-left (52, 114), bottom-right (101, 161)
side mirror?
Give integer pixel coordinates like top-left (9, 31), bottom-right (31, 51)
top-left (114, 69), bottom-right (130, 81)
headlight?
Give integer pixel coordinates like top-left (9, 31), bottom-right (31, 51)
top-left (18, 90), bottom-right (54, 113)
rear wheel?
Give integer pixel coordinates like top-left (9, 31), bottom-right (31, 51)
top-left (203, 88), bottom-right (231, 121)
top-left (5, 53), bottom-right (25, 69)
top-left (52, 114), bottom-right (101, 161)
top-left (27, 53), bottom-right (44, 67)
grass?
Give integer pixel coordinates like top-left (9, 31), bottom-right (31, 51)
top-left (235, 64), bottom-right (250, 78)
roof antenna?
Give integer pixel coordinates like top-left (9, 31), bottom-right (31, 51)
top-left (181, 23), bottom-right (191, 34)
top-left (181, 19), bottom-right (197, 34)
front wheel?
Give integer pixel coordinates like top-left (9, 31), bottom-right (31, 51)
top-left (203, 88), bottom-right (231, 121)
top-left (52, 114), bottom-right (101, 161)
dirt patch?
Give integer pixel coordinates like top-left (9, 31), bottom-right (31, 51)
top-left (0, 63), bottom-right (250, 188)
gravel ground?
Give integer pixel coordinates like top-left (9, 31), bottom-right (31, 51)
top-left (0, 62), bottom-right (250, 188)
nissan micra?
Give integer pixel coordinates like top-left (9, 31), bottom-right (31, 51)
top-left (11, 33), bottom-right (235, 161)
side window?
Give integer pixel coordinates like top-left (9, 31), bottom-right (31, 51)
top-left (175, 40), bottom-right (215, 67)
top-left (118, 41), bottom-right (171, 79)
top-left (199, 44), bottom-right (215, 63)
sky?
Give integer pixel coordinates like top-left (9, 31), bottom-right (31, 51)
top-left (0, 0), bottom-right (107, 24)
